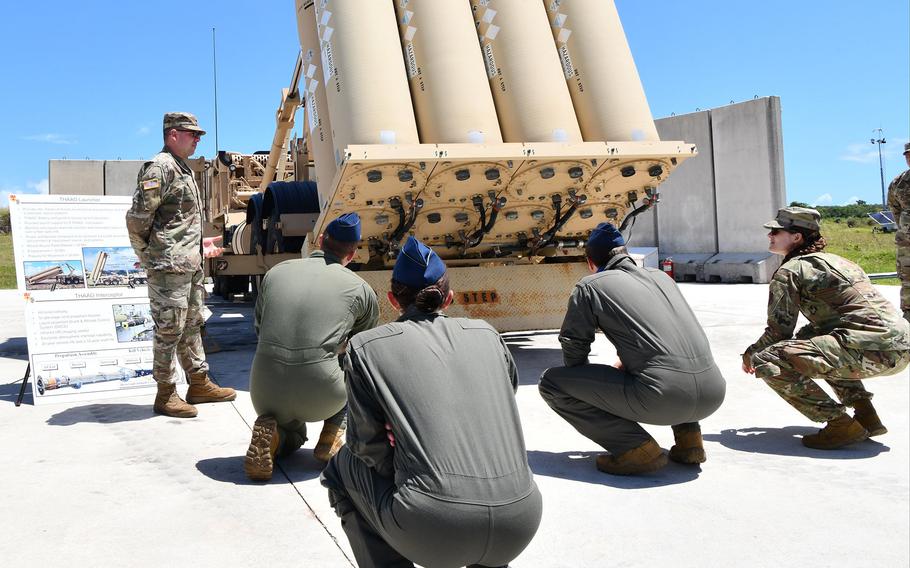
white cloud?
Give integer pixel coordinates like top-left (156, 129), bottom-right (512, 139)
top-left (136, 126), bottom-right (151, 136)
top-left (23, 133), bottom-right (77, 145)
top-left (0, 179), bottom-right (49, 205)
top-left (812, 193), bottom-right (833, 206)
top-left (27, 179), bottom-right (49, 194)
top-left (840, 144), bottom-right (879, 164)
top-left (842, 196), bottom-right (861, 205)
top-left (841, 140), bottom-right (908, 163)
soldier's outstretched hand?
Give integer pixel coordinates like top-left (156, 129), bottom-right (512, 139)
top-left (203, 236), bottom-right (224, 258)
top-left (741, 353), bottom-right (755, 374)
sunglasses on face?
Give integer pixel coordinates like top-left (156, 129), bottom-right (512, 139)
top-left (178, 129), bottom-right (202, 139)
top-left (769, 228), bottom-right (790, 236)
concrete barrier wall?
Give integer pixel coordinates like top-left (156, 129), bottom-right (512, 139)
top-left (104, 161), bottom-right (144, 196)
top-left (654, 111), bottom-right (717, 254)
top-left (48, 160), bottom-right (104, 195)
top-left (710, 97), bottom-right (786, 252)
top-left (49, 160), bottom-right (145, 197)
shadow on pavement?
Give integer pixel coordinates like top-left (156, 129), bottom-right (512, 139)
top-left (196, 452), bottom-right (323, 486)
top-left (504, 332), bottom-right (562, 386)
top-left (527, 450), bottom-right (700, 489)
top-left (46, 403), bottom-right (154, 425)
top-left (703, 426), bottom-right (889, 459)
top-left (0, 381), bottom-right (30, 406)
top-left (0, 336), bottom-right (28, 360)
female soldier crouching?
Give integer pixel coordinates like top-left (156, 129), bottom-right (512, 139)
top-left (743, 206), bottom-right (910, 449)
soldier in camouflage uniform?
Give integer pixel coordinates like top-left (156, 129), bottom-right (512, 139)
top-left (125, 112), bottom-right (236, 418)
top-left (886, 141), bottom-right (910, 321)
top-left (743, 207), bottom-right (910, 449)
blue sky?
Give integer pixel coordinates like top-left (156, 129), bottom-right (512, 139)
top-left (1, 1), bottom-right (907, 209)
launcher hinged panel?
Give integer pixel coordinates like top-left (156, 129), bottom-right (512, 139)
top-left (312, 141), bottom-right (696, 267)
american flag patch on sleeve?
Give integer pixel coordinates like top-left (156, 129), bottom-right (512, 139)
top-left (142, 178), bottom-right (161, 191)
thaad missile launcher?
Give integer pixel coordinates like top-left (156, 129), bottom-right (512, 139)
top-left (295, 0), bottom-right (694, 269)
top-left (213, 0), bottom-right (696, 329)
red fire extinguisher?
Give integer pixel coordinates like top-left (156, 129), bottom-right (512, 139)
top-left (661, 257), bottom-right (674, 280)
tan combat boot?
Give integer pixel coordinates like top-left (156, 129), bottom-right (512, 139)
top-left (244, 415), bottom-right (280, 481)
top-left (185, 371), bottom-right (236, 404)
top-left (669, 425), bottom-right (707, 464)
top-left (852, 399), bottom-right (887, 436)
top-left (313, 423), bottom-right (346, 463)
top-left (596, 439), bottom-right (668, 475)
top-left (153, 384), bottom-right (197, 418)
top-left (802, 415), bottom-right (869, 449)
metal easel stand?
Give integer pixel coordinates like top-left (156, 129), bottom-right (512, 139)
top-left (15, 363), bottom-right (30, 407)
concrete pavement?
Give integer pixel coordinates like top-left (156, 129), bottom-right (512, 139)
top-left (1, 284), bottom-right (907, 567)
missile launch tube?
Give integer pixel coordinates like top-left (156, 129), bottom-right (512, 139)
top-left (393, 0), bottom-right (502, 144)
top-left (296, 0), bottom-right (338, 207)
top-left (314, 0), bottom-right (419, 159)
top-left (544, 0), bottom-right (659, 142)
top-left (470, 0), bottom-right (582, 143)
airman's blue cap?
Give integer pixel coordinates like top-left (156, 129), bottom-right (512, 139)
top-left (393, 236), bottom-right (446, 288)
top-left (586, 222), bottom-right (625, 252)
top-left (325, 212), bottom-right (361, 242)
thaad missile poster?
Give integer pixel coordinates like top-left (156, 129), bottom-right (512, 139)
top-left (8, 194), bottom-right (170, 405)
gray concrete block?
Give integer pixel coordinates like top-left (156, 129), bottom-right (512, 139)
top-left (48, 160), bottom-right (104, 195)
top-left (710, 97), bottom-right (786, 253)
top-left (702, 252), bottom-right (781, 284)
top-left (663, 252), bottom-right (715, 282)
top-left (104, 160), bottom-right (144, 196)
top-left (628, 246), bottom-right (658, 269)
top-left (655, 111), bottom-right (718, 255)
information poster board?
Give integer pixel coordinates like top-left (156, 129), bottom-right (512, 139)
top-left (9, 194), bottom-right (171, 405)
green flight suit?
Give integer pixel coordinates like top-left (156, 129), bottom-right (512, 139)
top-left (539, 254), bottom-right (726, 455)
top-left (250, 250), bottom-right (378, 452)
top-left (321, 308), bottom-right (542, 568)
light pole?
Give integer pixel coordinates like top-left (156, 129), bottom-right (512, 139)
top-left (871, 129), bottom-right (886, 208)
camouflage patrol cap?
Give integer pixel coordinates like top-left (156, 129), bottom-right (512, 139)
top-left (163, 112), bottom-right (206, 135)
top-left (904, 142), bottom-right (910, 154)
top-left (763, 206), bottom-right (821, 232)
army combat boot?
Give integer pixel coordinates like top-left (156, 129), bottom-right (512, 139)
top-left (313, 422), bottom-right (346, 463)
top-left (669, 424), bottom-right (707, 464)
top-left (596, 439), bottom-right (667, 476)
top-left (244, 415), bottom-right (280, 481)
top-left (153, 384), bottom-right (197, 418)
top-left (852, 399), bottom-right (887, 436)
top-left (802, 415), bottom-right (869, 449)
top-left (185, 371), bottom-right (236, 404)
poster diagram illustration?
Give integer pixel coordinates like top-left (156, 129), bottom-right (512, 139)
top-left (113, 303), bottom-right (154, 343)
top-left (23, 260), bottom-right (85, 291)
top-left (32, 349), bottom-right (154, 398)
top-left (9, 194), bottom-right (159, 404)
top-left (82, 246), bottom-right (147, 288)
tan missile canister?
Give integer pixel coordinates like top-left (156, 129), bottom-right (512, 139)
top-left (544, 0), bottom-right (659, 142)
top-left (470, 0), bottom-right (582, 144)
top-left (314, 0), bottom-right (419, 162)
top-left (296, 0), bottom-right (337, 207)
top-left (393, 1), bottom-right (502, 144)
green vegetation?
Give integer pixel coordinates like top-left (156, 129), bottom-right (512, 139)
top-left (789, 200), bottom-right (886, 221)
top-left (820, 219), bottom-right (899, 285)
top-left (0, 233), bottom-right (15, 290)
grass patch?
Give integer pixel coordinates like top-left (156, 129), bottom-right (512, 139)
top-left (0, 233), bottom-right (16, 289)
top-left (821, 219), bottom-right (899, 285)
